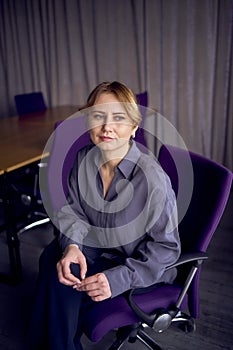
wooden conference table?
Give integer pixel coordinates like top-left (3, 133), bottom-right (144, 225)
top-left (0, 105), bottom-right (80, 283)
top-left (0, 105), bottom-right (80, 172)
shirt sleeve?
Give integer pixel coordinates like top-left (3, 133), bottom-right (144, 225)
top-left (103, 176), bottom-right (181, 298)
top-left (55, 156), bottom-right (90, 252)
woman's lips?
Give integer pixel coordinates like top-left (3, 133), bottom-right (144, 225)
top-left (100, 136), bottom-right (115, 142)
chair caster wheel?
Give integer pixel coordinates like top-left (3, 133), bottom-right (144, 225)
top-left (183, 318), bottom-right (196, 333)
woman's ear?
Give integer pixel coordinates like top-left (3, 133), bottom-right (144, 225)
top-left (131, 125), bottom-right (139, 138)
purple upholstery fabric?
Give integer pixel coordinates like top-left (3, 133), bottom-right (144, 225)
top-left (47, 116), bottom-right (90, 212)
top-left (135, 91), bottom-right (148, 151)
top-left (136, 91), bottom-right (148, 108)
top-left (158, 145), bottom-right (233, 317)
top-left (83, 284), bottom-right (188, 343)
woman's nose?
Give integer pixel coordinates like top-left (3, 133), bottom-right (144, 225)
top-left (102, 115), bottom-right (113, 130)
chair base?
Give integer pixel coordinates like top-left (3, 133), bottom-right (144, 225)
top-left (17, 213), bottom-right (50, 236)
top-left (106, 312), bottom-right (196, 350)
top-left (107, 324), bottom-right (163, 350)
top-left (136, 328), bottom-right (163, 350)
top-left (171, 311), bottom-right (196, 333)
top-left (17, 216), bottom-right (50, 236)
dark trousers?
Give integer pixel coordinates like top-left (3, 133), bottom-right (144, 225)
top-left (27, 239), bottom-right (115, 350)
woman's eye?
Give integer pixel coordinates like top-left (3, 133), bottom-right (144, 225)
top-left (93, 114), bottom-right (104, 120)
top-left (114, 115), bottom-right (125, 122)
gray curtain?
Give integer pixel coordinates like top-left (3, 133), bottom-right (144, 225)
top-left (0, 0), bottom-right (232, 170)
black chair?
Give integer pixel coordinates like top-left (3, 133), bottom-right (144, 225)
top-left (11, 92), bottom-right (49, 235)
top-left (9, 163), bottom-right (50, 236)
top-left (14, 92), bottom-right (47, 116)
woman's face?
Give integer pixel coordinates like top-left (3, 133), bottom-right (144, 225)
top-left (88, 92), bottom-right (138, 151)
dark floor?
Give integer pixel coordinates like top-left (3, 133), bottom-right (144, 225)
top-left (0, 193), bottom-right (232, 350)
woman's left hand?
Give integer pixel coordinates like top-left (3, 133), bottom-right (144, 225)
top-left (73, 272), bottom-right (112, 301)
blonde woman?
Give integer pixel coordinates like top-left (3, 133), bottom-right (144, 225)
top-left (28, 81), bottom-right (180, 350)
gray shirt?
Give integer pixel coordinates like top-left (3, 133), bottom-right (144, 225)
top-left (57, 141), bottom-right (180, 297)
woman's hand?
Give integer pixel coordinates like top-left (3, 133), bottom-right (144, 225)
top-left (74, 273), bottom-right (112, 302)
top-left (56, 244), bottom-right (87, 286)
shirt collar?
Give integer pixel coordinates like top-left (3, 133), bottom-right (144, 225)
top-left (117, 141), bottom-right (141, 178)
top-left (91, 140), bottom-right (141, 179)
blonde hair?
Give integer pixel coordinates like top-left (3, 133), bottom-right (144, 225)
top-left (80, 81), bottom-right (142, 126)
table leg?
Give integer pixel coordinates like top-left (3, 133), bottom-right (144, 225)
top-left (0, 173), bottom-right (22, 284)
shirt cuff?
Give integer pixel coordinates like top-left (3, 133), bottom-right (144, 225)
top-left (103, 265), bottom-right (131, 298)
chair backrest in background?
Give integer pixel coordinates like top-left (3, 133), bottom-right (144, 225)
top-left (135, 91), bottom-right (148, 152)
top-left (136, 91), bottom-right (148, 107)
top-left (15, 92), bottom-right (47, 116)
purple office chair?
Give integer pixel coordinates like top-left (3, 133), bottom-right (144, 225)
top-left (44, 110), bottom-right (232, 349)
top-left (77, 144), bottom-right (232, 349)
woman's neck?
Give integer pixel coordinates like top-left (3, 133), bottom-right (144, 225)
top-left (100, 142), bottom-right (130, 171)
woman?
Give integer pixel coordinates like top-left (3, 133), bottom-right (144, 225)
top-left (28, 81), bottom-right (180, 350)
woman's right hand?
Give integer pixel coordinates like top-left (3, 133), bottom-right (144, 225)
top-left (56, 244), bottom-right (87, 286)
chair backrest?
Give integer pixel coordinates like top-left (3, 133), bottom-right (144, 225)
top-left (15, 92), bottom-right (47, 115)
top-left (135, 91), bottom-right (148, 152)
top-left (158, 144), bottom-right (232, 316)
top-left (44, 115), bottom-right (90, 214)
top-left (158, 145), bottom-right (232, 253)
top-left (136, 91), bottom-right (148, 107)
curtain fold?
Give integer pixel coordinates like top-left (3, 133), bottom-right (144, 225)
top-left (0, 0), bottom-right (232, 170)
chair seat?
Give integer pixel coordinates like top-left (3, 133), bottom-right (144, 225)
top-left (83, 284), bottom-right (188, 343)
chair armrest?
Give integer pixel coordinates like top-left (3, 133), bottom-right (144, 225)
top-left (165, 252), bottom-right (208, 270)
top-left (125, 252), bottom-right (208, 328)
